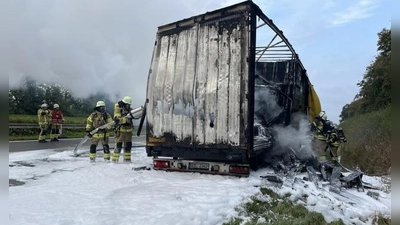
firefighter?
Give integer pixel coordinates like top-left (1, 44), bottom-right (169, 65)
top-left (50, 103), bottom-right (64, 142)
top-left (112, 96), bottom-right (133, 163)
top-left (37, 103), bottom-right (51, 143)
top-left (326, 125), bottom-right (347, 163)
top-left (86, 101), bottom-right (113, 162)
top-left (310, 111), bottom-right (329, 160)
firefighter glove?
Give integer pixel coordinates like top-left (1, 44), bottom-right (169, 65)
top-left (86, 131), bottom-right (92, 138)
top-left (98, 128), bottom-right (106, 133)
top-left (114, 118), bottom-right (120, 127)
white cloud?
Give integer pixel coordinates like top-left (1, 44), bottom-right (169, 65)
top-left (329, 0), bottom-right (379, 26)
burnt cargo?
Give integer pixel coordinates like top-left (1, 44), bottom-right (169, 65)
top-left (142, 1), bottom-right (317, 173)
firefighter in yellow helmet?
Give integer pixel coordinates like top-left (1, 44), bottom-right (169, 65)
top-left (112, 96), bottom-right (133, 163)
top-left (85, 101), bottom-right (113, 162)
top-left (37, 103), bottom-right (51, 143)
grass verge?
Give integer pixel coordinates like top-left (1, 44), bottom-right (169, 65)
top-left (9, 129), bottom-right (88, 141)
top-left (9, 128), bottom-right (145, 141)
top-left (9, 114), bottom-right (87, 124)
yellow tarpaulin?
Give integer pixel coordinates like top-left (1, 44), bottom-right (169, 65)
top-left (308, 83), bottom-right (321, 121)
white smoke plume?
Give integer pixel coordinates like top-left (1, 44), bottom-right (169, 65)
top-left (3, 0), bottom-right (235, 107)
top-left (254, 88), bottom-right (283, 125)
top-left (270, 113), bottom-right (315, 161)
top-left (254, 85), bottom-right (315, 164)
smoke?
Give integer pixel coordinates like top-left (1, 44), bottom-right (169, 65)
top-left (270, 113), bottom-right (315, 161)
top-left (254, 88), bottom-right (283, 125)
top-left (3, 0), bottom-right (233, 107)
top-left (254, 86), bottom-right (315, 163)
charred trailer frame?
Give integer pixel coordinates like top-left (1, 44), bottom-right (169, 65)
top-left (143, 1), bottom-right (312, 176)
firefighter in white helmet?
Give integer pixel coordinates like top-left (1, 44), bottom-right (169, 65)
top-left (85, 101), bottom-right (113, 162)
top-left (50, 103), bottom-right (64, 141)
top-left (112, 96), bottom-right (133, 163)
top-left (37, 103), bottom-right (51, 143)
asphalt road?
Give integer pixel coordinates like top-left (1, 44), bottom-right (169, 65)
top-left (9, 135), bottom-right (147, 153)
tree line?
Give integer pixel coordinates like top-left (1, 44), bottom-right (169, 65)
top-left (339, 28), bottom-right (391, 121)
top-left (9, 77), bottom-right (116, 117)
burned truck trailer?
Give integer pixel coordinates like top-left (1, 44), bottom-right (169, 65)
top-left (143, 1), bottom-right (320, 176)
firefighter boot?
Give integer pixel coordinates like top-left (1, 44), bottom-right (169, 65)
top-left (89, 144), bottom-right (97, 162)
top-left (123, 142), bottom-right (132, 163)
top-left (123, 151), bottom-right (131, 163)
top-left (112, 143), bottom-right (123, 162)
top-left (103, 144), bottom-right (110, 161)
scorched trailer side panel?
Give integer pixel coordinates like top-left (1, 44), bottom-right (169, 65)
top-left (146, 3), bottom-right (252, 163)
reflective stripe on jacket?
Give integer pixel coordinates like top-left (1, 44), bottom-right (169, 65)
top-left (328, 132), bottom-right (340, 147)
top-left (114, 103), bottom-right (133, 132)
top-left (86, 111), bottom-right (113, 137)
top-left (51, 109), bottom-right (63, 124)
top-left (312, 121), bottom-right (325, 140)
top-left (37, 109), bottom-right (51, 125)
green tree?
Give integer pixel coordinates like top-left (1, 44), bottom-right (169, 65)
top-left (9, 77), bottom-right (45, 115)
top-left (9, 76), bottom-right (117, 118)
top-left (356, 28), bottom-right (391, 113)
top-left (339, 98), bottom-right (364, 121)
top-left (340, 28), bottom-right (391, 121)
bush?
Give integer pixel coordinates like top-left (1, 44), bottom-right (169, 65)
top-left (340, 107), bottom-right (391, 175)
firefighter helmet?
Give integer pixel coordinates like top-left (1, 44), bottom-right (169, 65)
top-left (54, 104), bottom-right (59, 108)
top-left (96, 101), bottom-right (106, 107)
top-left (41, 103), bottom-right (48, 108)
top-left (122, 96), bottom-right (132, 104)
top-left (319, 111), bottom-right (327, 120)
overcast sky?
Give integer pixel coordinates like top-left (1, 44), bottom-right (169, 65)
top-left (4, 0), bottom-right (391, 123)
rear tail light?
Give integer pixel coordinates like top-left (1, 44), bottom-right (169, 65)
top-left (154, 160), bottom-right (170, 169)
top-left (229, 165), bottom-right (249, 174)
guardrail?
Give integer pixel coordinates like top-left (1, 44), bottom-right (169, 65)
top-left (9, 123), bottom-right (146, 131)
top-left (9, 123), bottom-right (85, 129)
